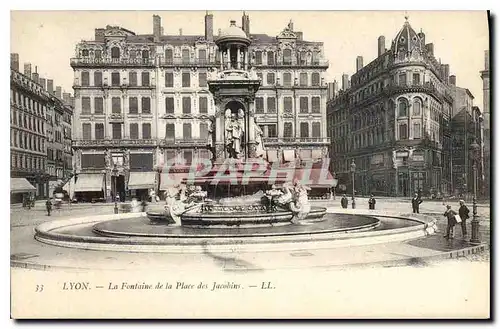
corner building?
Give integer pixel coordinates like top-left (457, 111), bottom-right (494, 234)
top-left (71, 13), bottom-right (330, 201)
top-left (327, 18), bottom-right (454, 197)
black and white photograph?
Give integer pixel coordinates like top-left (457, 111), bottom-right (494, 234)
top-left (9, 9), bottom-right (491, 319)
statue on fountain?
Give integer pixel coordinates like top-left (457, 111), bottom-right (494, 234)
top-left (254, 117), bottom-right (266, 158)
top-left (162, 184), bottom-right (207, 226)
top-left (225, 108), bottom-right (245, 159)
top-left (265, 181), bottom-right (311, 222)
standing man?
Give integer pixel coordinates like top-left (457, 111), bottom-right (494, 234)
top-left (45, 198), bottom-right (52, 216)
top-left (458, 200), bottom-right (470, 239)
top-left (411, 193), bottom-right (422, 213)
top-left (368, 194), bottom-right (376, 210)
top-left (443, 204), bottom-right (458, 239)
top-left (341, 194), bottom-right (348, 209)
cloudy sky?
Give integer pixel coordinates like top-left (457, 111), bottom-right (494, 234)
top-left (10, 10), bottom-right (489, 107)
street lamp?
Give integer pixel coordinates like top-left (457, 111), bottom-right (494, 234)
top-left (350, 159), bottom-right (356, 209)
top-left (469, 139), bottom-right (481, 245)
top-left (112, 164), bottom-right (119, 214)
top-left (332, 171), bottom-right (336, 200)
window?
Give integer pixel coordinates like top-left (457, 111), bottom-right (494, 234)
top-left (199, 97), bottom-right (208, 113)
top-left (300, 73), bottom-right (308, 86)
top-left (300, 97), bottom-right (308, 113)
top-left (267, 51), bottom-right (275, 65)
top-left (94, 72), bottom-right (102, 86)
top-left (165, 72), bottom-right (174, 87)
top-left (267, 97), bottom-right (276, 113)
top-left (312, 122), bottom-right (321, 137)
top-left (141, 97), bottom-right (151, 114)
top-left (111, 72), bottom-right (120, 86)
top-left (412, 73), bottom-right (420, 85)
top-left (95, 50), bottom-right (102, 59)
top-left (312, 51), bottom-right (320, 65)
top-left (184, 150), bottom-right (193, 165)
top-left (94, 97), bottom-right (103, 114)
top-left (398, 73), bottom-right (407, 86)
top-left (182, 97), bottom-right (191, 114)
top-left (112, 123), bottom-right (122, 140)
top-left (142, 123), bottom-right (151, 139)
top-left (129, 97), bottom-right (138, 114)
top-left (267, 125), bottom-right (277, 137)
top-left (266, 73), bottom-right (275, 85)
top-left (81, 72), bottom-right (90, 86)
top-left (255, 97), bottom-right (264, 113)
top-left (255, 51), bottom-right (262, 65)
top-left (82, 49), bottom-right (89, 57)
top-left (182, 72), bottom-right (190, 87)
top-left (112, 97), bottom-right (121, 113)
top-left (311, 72), bottom-right (320, 86)
top-left (300, 122), bottom-right (309, 138)
top-left (283, 49), bottom-right (292, 65)
top-left (200, 122), bottom-right (208, 139)
top-left (312, 97), bottom-right (321, 113)
top-left (284, 122), bottom-right (293, 138)
top-left (129, 72), bottom-right (137, 86)
top-left (165, 123), bottom-right (175, 140)
top-left (413, 99), bottom-right (421, 116)
top-left (199, 72), bottom-right (207, 87)
top-left (283, 73), bottom-right (292, 87)
top-left (399, 123), bottom-right (408, 139)
top-left (413, 123), bottom-right (421, 139)
top-left (398, 99), bottom-right (408, 117)
top-left (182, 49), bottom-right (190, 64)
top-left (142, 50), bottom-right (149, 59)
top-left (183, 123), bottom-right (192, 139)
top-left (129, 50), bottom-right (137, 59)
top-left (141, 72), bottom-right (150, 86)
top-left (284, 97), bottom-right (293, 112)
top-left (111, 47), bottom-right (120, 59)
top-left (82, 123), bottom-right (91, 140)
top-left (165, 97), bottom-right (175, 114)
top-left (198, 49), bottom-right (207, 63)
top-left (82, 97), bottom-right (91, 114)
top-left (257, 72), bottom-right (263, 81)
top-left (95, 123), bottom-right (104, 140)
top-left (165, 49), bottom-right (173, 62)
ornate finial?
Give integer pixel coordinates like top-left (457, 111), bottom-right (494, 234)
top-left (404, 11), bottom-right (409, 22)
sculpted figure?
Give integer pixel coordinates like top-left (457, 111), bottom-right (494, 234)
top-left (254, 117), bottom-right (266, 158)
top-left (289, 182), bottom-right (311, 223)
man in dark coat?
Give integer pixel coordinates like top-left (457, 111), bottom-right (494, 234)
top-left (443, 204), bottom-right (458, 239)
top-left (45, 199), bottom-right (52, 216)
top-left (368, 194), bottom-right (376, 210)
top-left (458, 200), bottom-right (470, 238)
top-left (411, 193), bottom-right (422, 213)
top-left (341, 194), bottom-right (348, 209)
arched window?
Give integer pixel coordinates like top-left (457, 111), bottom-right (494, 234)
top-left (81, 49), bottom-right (89, 57)
top-left (111, 47), bottom-right (120, 59)
top-left (311, 72), bottom-right (320, 86)
top-left (398, 99), bottom-right (408, 117)
top-left (142, 50), bottom-right (149, 59)
top-left (165, 49), bottom-right (173, 62)
top-left (413, 98), bottom-right (422, 116)
top-left (283, 49), bottom-right (292, 65)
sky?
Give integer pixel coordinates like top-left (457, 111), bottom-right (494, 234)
top-left (10, 10), bottom-right (489, 108)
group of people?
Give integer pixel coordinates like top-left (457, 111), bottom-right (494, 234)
top-left (339, 194), bottom-right (376, 210)
top-left (443, 200), bottom-right (470, 240)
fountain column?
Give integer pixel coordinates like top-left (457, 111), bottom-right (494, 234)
top-left (247, 100), bottom-right (257, 158)
top-left (237, 47), bottom-right (241, 69)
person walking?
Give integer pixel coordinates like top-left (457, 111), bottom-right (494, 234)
top-left (45, 199), bottom-right (52, 216)
top-left (368, 194), bottom-right (376, 210)
top-left (411, 193), bottom-right (422, 213)
top-left (443, 204), bottom-right (458, 239)
top-left (458, 200), bottom-right (470, 239)
top-left (341, 194), bottom-right (348, 209)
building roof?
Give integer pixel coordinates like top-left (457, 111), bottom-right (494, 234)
top-left (391, 17), bottom-right (423, 55)
top-left (218, 20), bottom-right (248, 40)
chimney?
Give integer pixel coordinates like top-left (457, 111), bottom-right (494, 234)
top-left (443, 64), bottom-right (450, 84)
top-left (342, 74), bottom-right (349, 91)
top-left (425, 43), bottom-right (434, 56)
top-left (55, 86), bottom-right (62, 99)
top-left (241, 12), bottom-right (250, 36)
top-left (63, 92), bottom-right (71, 104)
top-left (32, 72), bottom-right (39, 84)
top-left (95, 28), bottom-right (105, 42)
top-left (47, 79), bottom-right (54, 94)
top-left (296, 31), bottom-right (303, 41)
top-left (160, 27), bottom-right (164, 35)
top-left (205, 11), bottom-right (214, 41)
top-left (70, 96), bottom-right (75, 108)
top-left (327, 82), bottom-right (334, 101)
top-left (449, 75), bottom-right (456, 86)
top-left (39, 78), bottom-right (46, 90)
top-left (485, 50), bottom-right (489, 70)
top-left (153, 15), bottom-right (161, 42)
top-left (333, 80), bottom-right (339, 97)
top-left (10, 53), bottom-right (19, 71)
top-left (378, 36), bottom-right (386, 57)
top-left (417, 29), bottom-right (425, 46)
top-left (356, 56), bottom-right (363, 72)
top-left (24, 63), bottom-right (32, 77)
top-left (179, 28), bottom-right (182, 36)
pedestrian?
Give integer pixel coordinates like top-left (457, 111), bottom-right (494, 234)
top-left (45, 198), bottom-right (52, 216)
top-left (458, 199), bottom-right (470, 239)
top-left (417, 188), bottom-right (422, 199)
top-left (411, 193), bottom-right (422, 213)
top-left (140, 198), bottom-right (147, 212)
top-left (443, 204), bottom-right (458, 239)
top-left (368, 194), bottom-right (376, 210)
top-left (341, 194), bottom-right (348, 209)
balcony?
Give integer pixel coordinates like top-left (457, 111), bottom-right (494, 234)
top-left (73, 139), bottom-right (157, 148)
top-left (160, 58), bottom-right (219, 67)
top-left (262, 137), bottom-right (331, 145)
top-left (159, 138), bottom-right (208, 147)
top-left (70, 57), bottom-right (155, 67)
top-left (254, 59), bottom-right (329, 68)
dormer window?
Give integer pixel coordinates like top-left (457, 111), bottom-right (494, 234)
top-left (400, 37), bottom-right (405, 42)
top-left (142, 50), bottom-right (149, 59)
top-left (82, 49), bottom-right (89, 57)
top-left (111, 47), bottom-right (120, 59)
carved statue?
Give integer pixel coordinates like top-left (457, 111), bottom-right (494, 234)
top-left (207, 119), bottom-right (214, 147)
top-left (254, 117), bottom-right (266, 158)
top-left (289, 182), bottom-right (311, 223)
top-left (231, 113), bottom-right (244, 158)
top-left (163, 184), bottom-right (205, 226)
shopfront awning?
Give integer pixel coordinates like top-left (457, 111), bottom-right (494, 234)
top-left (10, 178), bottom-right (36, 194)
top-left (62, 177), bottom-right (76, 200)
top-left (74, 174), bottom-right (104, 193)
top-left (128, 172), bottom-right (156, 190)
top-left (267, 150), bottom-right (279, 163)
top-left (283, 149), bottom-right (295, 162)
